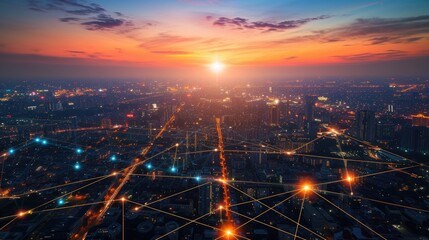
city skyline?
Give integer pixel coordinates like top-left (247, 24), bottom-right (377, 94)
top-left (1, 0), bottom-right (429, 80)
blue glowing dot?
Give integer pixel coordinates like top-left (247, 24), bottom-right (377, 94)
top-left (8, 149), bottom-right (15, 154)
top-left (42, 140), bottom-right (48, 145)
top-left (76, 148), bottom-right (83, 154)
top-left (195, 176), bottom-right (201, 182)
top-left (58, 199), bottom-right (65, 205)
top-left (110, 155), bottom-right (117, 161)
top-left (74, 162), bottom-right (81, 170)
top-left (34, 138), bottom-right (41, 142)
top-left (170, 166), bottom-right (177, 173)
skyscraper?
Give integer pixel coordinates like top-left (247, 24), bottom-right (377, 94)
top-left (400, 126), bottom-right (429, 155)
top-left (304, 95), bottom-right (317, 122)
top-left (268, 104), bottom-right (279, 126)
top-left (355, 110), bottom-right (376, 142)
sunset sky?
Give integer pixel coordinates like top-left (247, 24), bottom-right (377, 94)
top-left (1, 0), bottom-right (429, 80)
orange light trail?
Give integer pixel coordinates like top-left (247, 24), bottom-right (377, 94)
top-left (216, 117), bottom-right (232, 222)
top-left (71, 103), bottom-right (184, 239)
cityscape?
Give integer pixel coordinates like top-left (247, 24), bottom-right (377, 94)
top-left (1, 1), bottom-right (429, 240)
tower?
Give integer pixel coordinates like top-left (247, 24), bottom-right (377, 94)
top-left (268, 104), bottom-right (280, 126)
top-left (355, 110), bottom-right (376, 142)
top-left (304, 95), bottom-right (317, 122)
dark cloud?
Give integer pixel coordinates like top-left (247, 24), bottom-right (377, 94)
top-left (28, 0), bottom-right (104, 16)
top-left (320, 15), bottom-right (429, 45)
top-left (211, 15), bottom-right (330, 32)
top-left (272, 15), bottom-right (429, 47)
top-left (333, 50), bottom-right (407, 61)
top-left (82, 14), bottom-right (129, 31)
top-left (27, 0), bottom-right (139, 32)
top-left (60, 17), bottom-right (80, 22)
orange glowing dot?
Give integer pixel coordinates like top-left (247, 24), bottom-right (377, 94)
top-left (134, 207), bottom-right (139, 211)
top-left (226, 230), bottom-right (232, 236)
top-left (219, 205), bottom-right (224, 210)
top-left (121, 197), bottom-right (126, 202)
top-left (18, 211), bottom-right (26, 217)
top-left (112, 172), bottom-right (118, 176)
top-left (175, 143), bottom-right (179, 147)
top-left (347, 176), bottom-right (353, 182)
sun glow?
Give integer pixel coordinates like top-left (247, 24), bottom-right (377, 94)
top-left (210, 61), bottom-right (224, 74)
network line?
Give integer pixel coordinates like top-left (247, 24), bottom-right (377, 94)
top-left (225, 182), bottom-right (326, 239)
top-left (316, 189), bottom-right (429, 213)
top-left (313, 191), bottom-right (387, 240)
top-left (1, 115), bottom-right (428, 240)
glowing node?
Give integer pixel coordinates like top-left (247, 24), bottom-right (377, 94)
top-left (146, 163), bottom-right (152, 170)
top-left (175, 143), bottom-right (179, 147)
top-left (76, 148), bottom-right (83, 154)
top-left (17, 211), bottom-right (26, 217)
top-left (74, 162), bottom-right (81, 170)
top-left (42, 140), bottom-right (48, 145)
top-left (195, 176), bottom-right (201, 182)
top-left (350, 192), bottom-right (354, 196)
top-left (8, 149), bottom-right (15, 154)
top-left (58, 199), bottom-right (65, 205)
top-left (285, 151), bottom-right (295, 156)
top-left (220, 226), bottom-right (235, 239)
top-left (121, 197), bottom-right (126, 202)
top-left (300, 182), bottom-right (313, 193)
top-left (134, 207), bottom-right (139, 211)
top-left (210, 61), bottom-right (224, 74)
top-left (34, 138), bottom-right (41, 142)
top-left (217, 178), bottom-right (227, 183)
top-left (214, 148), bottom-right (218, 152)
top-left (112, 171), bottom-right (118, 176)
top-left (110, 155), bottom-right (117, 161)
top-left (218, 205), bottom-right (224, 210)
top-left (170, 166), bottom-right (177, 173)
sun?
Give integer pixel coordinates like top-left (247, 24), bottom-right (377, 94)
top-left (210, 61), bottom-right (225, 74)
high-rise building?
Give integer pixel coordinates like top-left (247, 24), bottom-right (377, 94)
top-left (304, 95), bottom-right (317, 122)
top-left (411, 114), bottom-right (429, 127)
top-left (400, 126), bottom-right (429, 155)
top-left (307, 120), bottom-right (319, 139)
top-left (268, 104), bottom-right (279, 126)
top-left (355, 110), bottom-right (376, 142)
